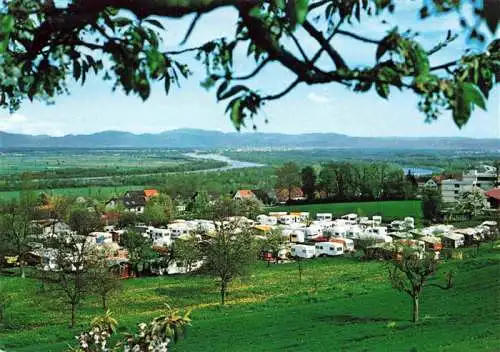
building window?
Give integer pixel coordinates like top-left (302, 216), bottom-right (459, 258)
top-left (454, 190), bottom-right (459, 194)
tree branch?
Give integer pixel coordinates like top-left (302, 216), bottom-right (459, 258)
top-left (262, 79), bottom-right (301, 100)
top-left (289, 32), bottom-right (311, 63)
top-left (303, 20), bottom-right (347, 70)
top-left (427, 33), bottom-right (459, 56)
top-left (233, 58), bottom-right (271, 80)
top-left (430, 60), bottom-right (459, 71)
top-left (336, 29), bottom-right (380, 45)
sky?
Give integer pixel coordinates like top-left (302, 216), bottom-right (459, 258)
top-left (0, 1), bottom-right (499, 138)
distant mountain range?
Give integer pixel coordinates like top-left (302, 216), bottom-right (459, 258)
top-left (0, 129), bottom-right (498, 150)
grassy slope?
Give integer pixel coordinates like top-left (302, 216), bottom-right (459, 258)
top-left (1, 245), bottom-right (499, 352)
top-left (269, 200), bottom-right (423, 221)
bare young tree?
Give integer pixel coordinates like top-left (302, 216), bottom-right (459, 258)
top-left (0, 193), bottom-right (40, 278)
top-left (42, 207), bottom-right (101, 327)
top-left (387, 247), bottom-right (453, 323)
top-left (89, 249), bottom-right (123, 312)
top-left (205, 199), bottom-right (258, 305)
top-left (173, 235), bottom-right (203, 273)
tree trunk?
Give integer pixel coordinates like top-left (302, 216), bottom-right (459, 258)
top-left (20, 260), bottom-right (25, 278)
top-left (412, 294), bottom-right (419, 323)
top-left (220, 280), bottom-right (226, 305)
top-left (71, 303), bottom-right (76, 328)
top-left (102, 294), bottom-right (107, 311)
top-left (298, 259), bottom-right (302, 282)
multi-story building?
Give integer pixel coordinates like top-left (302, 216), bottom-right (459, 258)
top-left (441, 166), bottom-right (498, 203)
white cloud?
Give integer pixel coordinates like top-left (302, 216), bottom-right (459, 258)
top-left (0, 113), bottom-right (65, 136)
top-left (307, 92), bottom-right (331, 104)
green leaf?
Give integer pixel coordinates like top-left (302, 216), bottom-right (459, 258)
top-left (230, 99), bottom-right (243, 130)
top-left (73, 60), bottom-right (81, 81)
top-left (412, 43), bottom-right (430, 76)
top-left (0, 38), bottom-right (8, 53)
top-left (146, 49), bottom-right (165, 77)
top-left (219, 85), bottom-right (248, 100)
top-left (248, 7), bottom-right (262, 18)
top-left (216, 81), bottom-right (229, 100)
top-left (144, 18), bottom-right (165, 30)
top-left (273, 0), bottom-right (286, 10)
top-left (1, 15), bottom-right (15, 33)
top-left (463, 82), bottom-right (487, 111)
top-left (114, 17), bottom-right (133, 27)
top-left (453, 83), bottom-right (471, 128)
top-left (375, 82), bottom-right (390, 99)
top-left (164, 75), bottom-right (171, 94)
top-left (376, 37), bottom-right (389, 61)
top-left (287, 0), bottom-right (309, 30)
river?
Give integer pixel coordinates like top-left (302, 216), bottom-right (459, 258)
top-left (184, 153), bottom-right (265, 171)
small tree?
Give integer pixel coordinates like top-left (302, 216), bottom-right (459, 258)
top-left (422, 188), bottom-right (443, 222)
top-left (173, 236), bottom-right (203, 273)
top-left (89, 250), bottom-right (123, 311)
top-left (276, 162), bottom-right (301, 202)
top-left (235, 198), bottom-right (263, 220)
top-left (301, 166), bottom-right (317, 200)
top-left (387, 247), bottom-right (453, 323)
top-left (142, 194), bottom-right (175, 227)
top-left (41, 207), bottom-right (101, 327)
top-left (120, 231), bottom-right (157, 277)
top-left (117, 211), bottom-right (138, 229)
top-left (454, 188), bottom-right (488, 218)
top-left (261, 228), bottom-right (286, 266)
top-left (0, 193), bottom-right (40, 278)
top-left (205, 201), bottom-right (257, 305)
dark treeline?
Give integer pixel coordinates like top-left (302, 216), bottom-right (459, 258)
top-left (0, 160), bottom-right (227, 192)
top-left (276, 161), bottom-right (418, 203)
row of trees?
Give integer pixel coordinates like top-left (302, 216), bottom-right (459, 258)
top-left (276, 161), bottom-right (418, 202)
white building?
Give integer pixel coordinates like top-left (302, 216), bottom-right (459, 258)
top-left (441, 166), bottom-right (498, 203)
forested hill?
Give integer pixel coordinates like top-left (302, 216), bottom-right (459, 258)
top-left (0, 129), bottom-right (498, 150)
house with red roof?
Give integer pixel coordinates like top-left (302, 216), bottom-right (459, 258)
top-left (233, 189), bottom-right (257, 200)
top-left (485, 188), bottom-right (500, 209)
top-left (144, 189), bottom-right (159, 200)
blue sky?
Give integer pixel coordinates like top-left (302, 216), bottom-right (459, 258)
top-left (0, 2), bottom-right (498, 138)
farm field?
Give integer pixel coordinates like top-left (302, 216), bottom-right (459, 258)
top-left (0, 185), bottom-right (147, 202)
top-left (0, 149), bottom-right (228, 194)
top-left (1, 245), bottom-right (499, 352)
top-left (269, 200), bottom-right (423, 222)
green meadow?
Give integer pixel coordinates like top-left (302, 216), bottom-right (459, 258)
top-left (1, 244), bottom-right (498, 351)
top-left (269, 200), bottom-right (423, 222)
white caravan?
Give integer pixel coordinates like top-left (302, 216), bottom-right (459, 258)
top-left (257, 215), bottom-right (278, 226)
top-left (341, 213), bottom-right (358, 222)
top-left (330, 238), bottom-right (355, 252)
top-left (148, 228), bottom-right (172, 247)
top-left (315, 242), bottom-right (344, 256)
top-left (291, 244), bottom-right (316, 259)
top-left (329, 225), bottom-right (348, 238)
top-left (316, 213), bottom-right (333, 221)
top-left (305, 226), bottom-right (323, 240)
top-left (372, 216), bottom-right (382, 226)
top-left (289, 230), bottom-right (305, 243)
